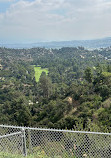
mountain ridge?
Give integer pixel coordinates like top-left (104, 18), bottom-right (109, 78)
top-left (0, 37), bottom-right (111, 49)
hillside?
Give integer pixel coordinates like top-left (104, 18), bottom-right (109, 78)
top-left (0, 46), bottom-right (111, 132)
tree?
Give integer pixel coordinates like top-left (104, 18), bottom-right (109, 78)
top-left (84, 67), bottom-right (93, 83)
top-left (10, 97), bottom-right (31, 126)
top-left (39, 72), bottom-right (53, 98)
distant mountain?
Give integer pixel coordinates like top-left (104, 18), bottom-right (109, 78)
top-left (0, 37), bottom-right (111, 49)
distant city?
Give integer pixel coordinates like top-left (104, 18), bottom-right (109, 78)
top-left (0, 37), bottom-right (111, 49)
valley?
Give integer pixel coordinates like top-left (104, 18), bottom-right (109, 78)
top-left (0, 46), bottom-right (111, 132)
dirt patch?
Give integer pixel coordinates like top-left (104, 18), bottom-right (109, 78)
top-left (67, 97), bottom-right (73, 104)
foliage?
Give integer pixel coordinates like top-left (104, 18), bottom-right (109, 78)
top-left (0, 151), bottom-right (49, 158)
top-left (0, 46), bottom-right (111, 132)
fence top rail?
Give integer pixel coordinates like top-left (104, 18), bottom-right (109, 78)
top-left (0, 124), bottom-right (111, 136)
top-left (0, 131), bottom-right (22, 139)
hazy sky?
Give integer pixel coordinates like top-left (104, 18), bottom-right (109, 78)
top-left (0, 0), bottom-right (111, 43)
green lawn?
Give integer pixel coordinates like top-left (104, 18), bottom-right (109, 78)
top-left (34, 66), bottom-right (49, 82)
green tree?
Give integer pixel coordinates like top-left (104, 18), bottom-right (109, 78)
top-left (84, 67), bottom-right (93, 83)
top-left (39, 72), bottom-right (53, 98)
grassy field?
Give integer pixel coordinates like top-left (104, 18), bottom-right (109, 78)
top-left (34, 66), bottom-right (49, 82)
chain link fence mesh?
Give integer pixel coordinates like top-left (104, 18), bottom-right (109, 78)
top-left (0, 126), bottom-right (23, 156)
top-left (0, 125), bottom-right (111, 158)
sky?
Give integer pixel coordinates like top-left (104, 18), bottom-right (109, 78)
top-left (0, 0), bottom-right (111, 43)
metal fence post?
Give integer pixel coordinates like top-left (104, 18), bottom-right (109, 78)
top-left (28, 128), bottom-right (32, 154)
top-left (22, 128), bottom-right (27, 157)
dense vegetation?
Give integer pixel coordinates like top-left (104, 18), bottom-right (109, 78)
top-left (0, 46), bottom-right (111, 132)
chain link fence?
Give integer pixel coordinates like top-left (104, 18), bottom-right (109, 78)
top-left (0, 125), bottom-right (111, 158)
